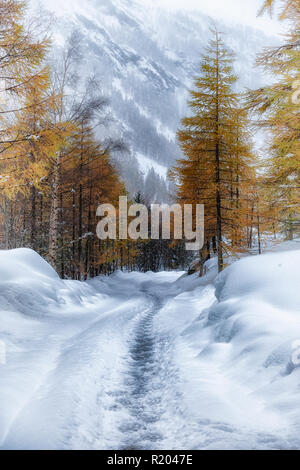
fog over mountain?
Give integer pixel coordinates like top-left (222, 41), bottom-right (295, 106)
top-left (32, 0), bottom-right (279, 202)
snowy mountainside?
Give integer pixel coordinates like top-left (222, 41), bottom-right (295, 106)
top-left (1, 242), bottom-right (300, 449)
top-left (31, 0), bottom-right (279, 201)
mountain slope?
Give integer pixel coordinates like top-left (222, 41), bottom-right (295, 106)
top-left (31, 0), bottom-right (279, 201)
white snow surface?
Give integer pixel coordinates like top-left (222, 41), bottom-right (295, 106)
top-left (0, 244), bottom-right (300, 450)
top-left (136, 152), bottom-right (168, 179)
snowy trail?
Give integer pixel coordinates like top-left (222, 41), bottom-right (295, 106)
top-left (108, 280), bottom-right (290, 451)
top-left (99, 279), bottom-right (289, 451)
top-left (1, 247), bottom-right (300, 449)
top-left (0, 274), bottom-right (291, 450)
top-left (97, 279), bottom-right (186, 450)
top-left (0, 270), bottom-right (186, 450)
top-left (117, 292), bottom-right (166, 449)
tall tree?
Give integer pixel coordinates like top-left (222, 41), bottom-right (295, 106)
top-left (47, 31), bottom-right (108, 269)
top-left (248, 0), bottom-right (300, 240)
top-left (0, 1), bottom-right (51, 153)
top-left (171, 29), bottom-right (256, 272)
top-left (2, 69), bottom-right (70, 250)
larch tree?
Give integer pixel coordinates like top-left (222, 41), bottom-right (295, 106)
top-left (0, 0), bottom-right (51, 154)
top-left (248, 0), bottom-right (300, 240)
top-left (60, 117), bottom-right (126, 279)
top-left (226, 107), bottom-right (257, 251)
top-left (47, 30), bottom-right (127, 275)
top-left (259, 0), bottom-right (299, 20)
top-left (0, 0), bottom-right (71, 252)
top-left (3, 68), bottom-right (70, 251)
top-left (47, 31), bottom-right (102, 269)
top-left (171, 29), bottom-right (256, 273)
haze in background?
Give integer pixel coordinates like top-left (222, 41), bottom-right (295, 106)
top-left (144, 0), bottom-right (284, 36)
top-left (32, 0), bottom-right (284, 202)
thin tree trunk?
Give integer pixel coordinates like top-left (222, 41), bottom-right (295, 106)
top-left (48, 155), bottom-right (61, 270)
top-left (257, 213), bottom-right (262, 255)
top-left (39, 193), bottom-right (43, 253)
top-left (78, 182), bottom-right (83, 279)
top-left (72, 189), bottom-right (76, 279)
top-left (215, 34), bottom-right (223, 273)
top-left (84, 183), bottom-right (93, 280)
top-left (248, 204), bottom-right (254, 249)
top-left (30, 185), bottom-right (36, 250)
top-left (60, 192), bottom-right (65, 278)
top-left (212, 236), bottom-right (217, 254)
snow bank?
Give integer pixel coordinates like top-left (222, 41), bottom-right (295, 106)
top-left (0, 249), bottom-right (149, 449)
top-left (215, 250), bottom-right (300, 310)
top-left (0, 249), bottom-right (65, 318)
top-left (0, 248), bottom-right (58, 282)
top-left (1, 245), bottom-right (300, 449)
top-left (155, 245), bottom-right (300, 449)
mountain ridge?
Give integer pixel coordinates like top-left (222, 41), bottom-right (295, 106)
top-left (31, 0), bottom-right (279, 201)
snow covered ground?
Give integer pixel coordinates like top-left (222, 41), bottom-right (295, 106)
top-left (0, 242), bottom-right (300, 450)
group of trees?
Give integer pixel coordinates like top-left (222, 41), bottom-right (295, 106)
top-left (171, 0), bottom-right (299, 273)
top-left (249, 0), bottom-right (300, 244)
top-left (0, 0), bottom-right (188, 278)
top-left (0, 1), bottom-right (129, 278)
top-left (0, 0), bottom-right (298, 278)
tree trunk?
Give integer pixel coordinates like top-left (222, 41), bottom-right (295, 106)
top-left (39, 193), bottom-right (43, 253)
top-left (30, 185), bottom-right (36, 250)
top-left (84, 183), bottom-right (93, 280)
top-left (257, 213), bottom-right (262, 255)
top-left (78, 182), bottom-right (83, 279)
top-left (215, 36), bottom-right (223, 273)
top-left (72, 190), bottom-right (76, 279)
top-left (59, 192), bottom-right (65, 278)
top-left (212, 236), bottom-right (217, 254)
top-left (216, 143), bottom-right (223, 272)
top-left (48, 156), bottom-right (61, 270)
top-left (248, 204), bottom-right (254, 249)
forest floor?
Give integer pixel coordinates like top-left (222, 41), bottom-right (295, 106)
top-left (0, 241), bottom-right (300, 449)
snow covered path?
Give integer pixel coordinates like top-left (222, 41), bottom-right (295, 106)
top-left (0, 270), bottom-right (190, 450)
top-left (117, 292), bottom-right (167, 449)
top-left (1, 247), bottom-right (300, 449)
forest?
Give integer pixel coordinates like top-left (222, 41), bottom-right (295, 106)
top-left (0, 0), bottom-right (299, 279)
top-left (0, 0), bottom-right (300, 454)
